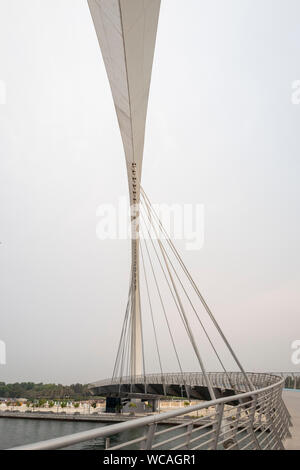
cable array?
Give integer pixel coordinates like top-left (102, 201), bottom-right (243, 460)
top-left (112, 186), bottom-right (253, 398)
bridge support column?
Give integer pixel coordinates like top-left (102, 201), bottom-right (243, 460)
top-left (149, 399), bottom-right (159, 412)
top-left (105, 397), bottom-right (122, 414)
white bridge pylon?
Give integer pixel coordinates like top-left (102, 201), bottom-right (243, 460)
top-left (88, 0), bottom-right (253, 399)
top-left (88, 0), bottom-right (161, 378)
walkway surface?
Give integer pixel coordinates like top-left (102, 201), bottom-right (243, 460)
top-left (283, 390), bottom-right (300, 450)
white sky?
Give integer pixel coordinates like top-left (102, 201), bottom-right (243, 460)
top-left (0, 0), bottom-right (299, 384)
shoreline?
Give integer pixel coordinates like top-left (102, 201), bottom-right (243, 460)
top-left (0, 410), bottom-right (198, 426)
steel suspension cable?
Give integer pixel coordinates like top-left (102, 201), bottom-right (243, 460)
top-left (141, 197), bottom-right (231, 379)
top-left (118, 309), bottom-right (132, 393)
top-left (140, 207), bottom-right (191, 338)
top-left (138, 273), bottom-right (147, 383)
top-left (125, 311), bottom-right (132, 380)
top-left (140, 186), bottom-right (254, 391)
top-left (140, 199), bottom-right (216, 400)
top-left (140, 241), bottom-right (164, 375)
top-left (112, 281), bottom-right (133, 380)
top-left (139, 224), bottom-right (184, 375)
top-left (140, 207), bottom-right (199, 395)
top-left (140, 197), bottom-right (230, 380)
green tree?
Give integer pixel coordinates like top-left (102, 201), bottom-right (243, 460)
top-left (0, 382), bottom-right (92, 401)
top-left (38, 399), bottom-right (47, 408)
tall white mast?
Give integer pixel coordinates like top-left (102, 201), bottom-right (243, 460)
top-left (88, 0), bottom-right (161, 376)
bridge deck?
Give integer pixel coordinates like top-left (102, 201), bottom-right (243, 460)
top-left (283, 390), bottom-right (300, 450)
top-left (89, 372), bottom-right (277, 400)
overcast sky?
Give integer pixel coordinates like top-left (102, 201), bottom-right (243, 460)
top-left (0, 0), bottom-right (299, 384)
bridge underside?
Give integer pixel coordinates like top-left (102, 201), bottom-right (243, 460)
top-left (90, 383), bottom-right (237, 401)
top-left (89, 372), bottom-right (278, 403)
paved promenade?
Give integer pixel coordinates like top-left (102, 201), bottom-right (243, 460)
top-left (283, 390), bottom-right (300, 450)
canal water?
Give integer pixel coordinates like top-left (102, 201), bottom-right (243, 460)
top-left (0, 417), bottom-right (193, 450)
top-left (0, 418), bottom-right (110, 449)
top-left (1, 417), bottom-right (246, 449)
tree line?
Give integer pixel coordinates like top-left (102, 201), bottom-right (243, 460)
top-left (0, 382), bottom-right (92, 400)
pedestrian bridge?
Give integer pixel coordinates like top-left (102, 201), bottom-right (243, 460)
top-left (89, 372), bottom-right (279, 401)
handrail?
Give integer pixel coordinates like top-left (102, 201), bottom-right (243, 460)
top-left (89, 371), bottom-right (279, 390)
top-left (9, 375), bottom-right (285, 450)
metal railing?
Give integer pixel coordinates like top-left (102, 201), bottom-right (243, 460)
top-left (269, 372), bottom-right (300, 390)
top-left (89, 372), bottom-right (281, 400)
top-left (10, 373), bottom-right (292, 450)
top-left (90, 371), bottom-right (277, 389)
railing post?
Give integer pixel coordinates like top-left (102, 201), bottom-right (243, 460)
top-left (281, 398), bottom-right (292, 428)
top-left (141, 423), bottom-right (157, 450)
top-left (185, 383), bottom-right (191, 401)
top-left (230, 404), bottom-right (241, 449)
top-left (266, 389), bottom-right (285, 450)
top-left (185, 423), bottom-right (193, 449)
top-left (162, 375), bottom-right (166, 396)
top-left (279, 398), bottom-right (292, 438)
top-left (247, 395), bottom-right (261, 449)
top-left (105, 437), bottom-right (110, 450)
top-left (212, 403), bottom-right (224, 450)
